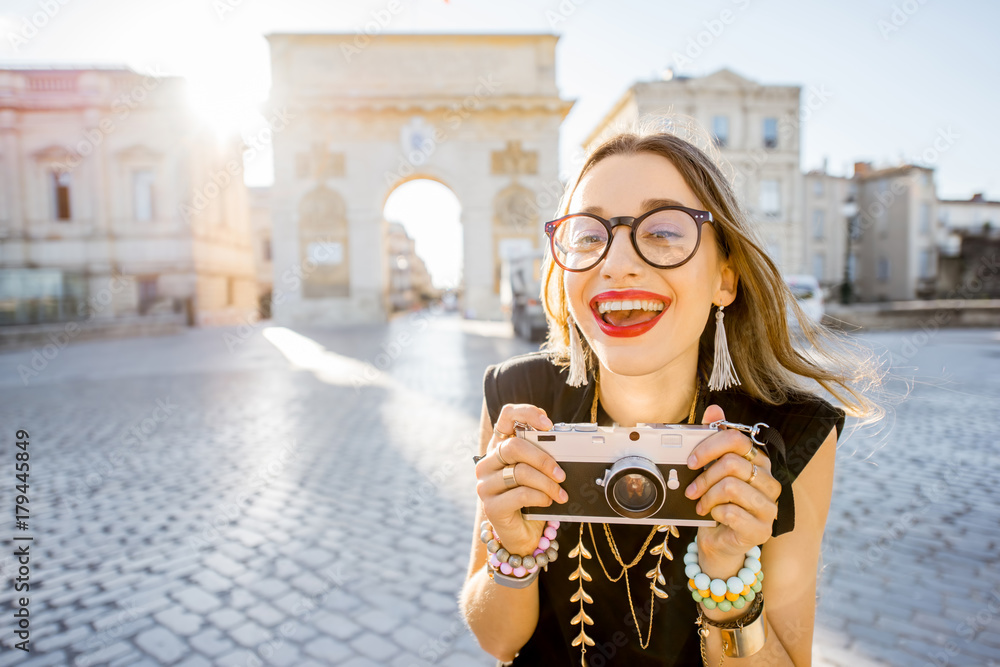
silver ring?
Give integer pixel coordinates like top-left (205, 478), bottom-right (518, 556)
top-left (747, 463), bottom-right (758, 485)
top-left (495, 441), bottom-right (513, 467)
top-left (503, 464), bottom-right (519, 489)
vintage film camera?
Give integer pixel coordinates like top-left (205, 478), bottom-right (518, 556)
top-left (516, 421), bottom-right (720, 526)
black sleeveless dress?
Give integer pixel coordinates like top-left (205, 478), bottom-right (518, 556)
top-left (482, 351), bottom-right (846, 667)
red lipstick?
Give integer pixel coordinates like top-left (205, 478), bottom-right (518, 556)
top-left (589, 290), bottom-right (671, 338)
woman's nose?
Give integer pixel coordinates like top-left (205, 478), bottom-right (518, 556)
top-left (601, 226), bottom-right (643, 278)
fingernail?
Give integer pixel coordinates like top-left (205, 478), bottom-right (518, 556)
top-left (685, 484), bottom-right (696, 498)
top-left (541, 416), bottom-right (553, 428)
top-left (554, 466), bottom-right (566, 482)
top-left (696, 502), bottom-right (703, 515)
top-left (687, 455), bottom-right (697, 468)
top-left (558, 489), bottom-right (568, 503)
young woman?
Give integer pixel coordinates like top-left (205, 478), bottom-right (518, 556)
top-left (460, 124), bottom-right (879, 666)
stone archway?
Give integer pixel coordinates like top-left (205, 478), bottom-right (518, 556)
top-left (266, 33), bottom-right (572, 325)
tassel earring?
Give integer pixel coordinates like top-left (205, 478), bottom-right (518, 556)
top-left (567, 316), bottom-right (589, 387)
top-left (708, 304), bottom-right (740, 391)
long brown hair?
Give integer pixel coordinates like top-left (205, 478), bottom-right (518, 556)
top-left (541, 118), bottom-right (883, 419)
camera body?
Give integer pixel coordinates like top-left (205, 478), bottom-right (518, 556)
top-left (516, 422), bottom-right (718, 526)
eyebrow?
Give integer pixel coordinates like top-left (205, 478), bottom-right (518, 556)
top-left (580, 198), bottom-right (690, 216)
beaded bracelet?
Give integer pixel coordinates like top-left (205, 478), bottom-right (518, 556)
top-left (683, 539), bottom-right (764, 612)
top-left (481, 520), bottom-right (560, 587)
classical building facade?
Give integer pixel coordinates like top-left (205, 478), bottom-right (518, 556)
top-left (583, 68), bottom-right (804, 276)
top-left (803, 168), bottom-right (854, 291)
top-left (264, 33), bottom-right (572, 326)
top-left (0, 67), bottom-right (257, 327)
top-left (851, 162), bottom-right (939, 301)
top-left (385, 221), bottom-right (435, 312)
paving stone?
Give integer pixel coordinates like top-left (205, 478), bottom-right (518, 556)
top-left (134, 626), bottom-right (188, 664)
top-left (190, 569), bottom-right (234, 593)
top-left (154, 604), bottom-right (204, 636)
top-left (350, 631), bottom-right (400, 661)
top-left (355, 608), bottom-right (404, 634)
top-left (74, 640), bottom-right (135, 666)
top-left (172, 656), bottom-right (213, 667)
top-left (208, 608), bottom-right (247, 631)
top-left (189, 627), bottom-right (236, 657)
top-left (245, 601), bottom-right (285, 627)
top-left (229, 620), bottom-right (270, 649)
top-left (303, 636), bottom-right (354, 662)
top-left (172, 586), bottom-right (223, 614)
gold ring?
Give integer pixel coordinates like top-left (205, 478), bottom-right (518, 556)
top-left (741, 441), bottom-right (758, 462)
top-left (747, 463), bottom-right (758, 485)
top-left (503, 464), bottom-right (519, 489)
top-left (493, 425), bottom-right (514, 440)
top-left (495, 441), bottom-right (512, 467)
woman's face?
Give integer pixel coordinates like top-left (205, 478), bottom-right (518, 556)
top-left (563, 152), bottom-right (737, 378)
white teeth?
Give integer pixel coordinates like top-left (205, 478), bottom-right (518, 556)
top-left (596, 299), bottom-right (666, 314)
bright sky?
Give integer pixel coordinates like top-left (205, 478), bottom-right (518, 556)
top-left (2, 0), bottom-right (996, 284)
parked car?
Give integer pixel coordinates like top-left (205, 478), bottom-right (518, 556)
top-left (501, 250), bottom-right (548, 341)
top-left (784, 274), bottom-right (824, 325)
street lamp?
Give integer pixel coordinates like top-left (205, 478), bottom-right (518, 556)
top-left (840, 195), bottom-right (859, 305)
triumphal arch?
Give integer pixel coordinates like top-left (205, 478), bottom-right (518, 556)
top-left (265, 33), bottom-right (573, 325)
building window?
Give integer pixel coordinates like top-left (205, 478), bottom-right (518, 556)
top-left (262, 238), bottom-right (272, 261)
top-left (919, 202), bottom-right (930, 234)
top-left (50, 171), bottom-right (72, 221)
top-left (138, 276), bottom-right (157, 314)
top-left (919, 248), bottom-right (934, 278)
top-left (812, 209), bottom-right (825, 239)
top-left (763, 117), bottom-right (778, 149)
top-left (812, 253), bottom-right (825, 281)
top-left (813, 179), bottom-right (824, 197)
top-left (133, 169), bottom-right (155, 221)
top-left (712, 115), bottom-right (729, 148)
top-left (877, 256), bottom-right (890, 282)
top-left (759, 180), bottom-right (781, 217)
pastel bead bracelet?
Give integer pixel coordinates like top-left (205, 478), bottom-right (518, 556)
top-left (684, 539), bottom-right (764, 612)
top-left (481, 520), bottom-right (560, 579)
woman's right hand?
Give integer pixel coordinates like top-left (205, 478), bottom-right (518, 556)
top-left (474, 404), bottom-right (569, 556)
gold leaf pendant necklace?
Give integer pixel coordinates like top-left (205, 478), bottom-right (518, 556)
top-left (567, 370), bottom-right (699, 664)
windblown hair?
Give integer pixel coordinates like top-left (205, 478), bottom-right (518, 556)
top-left (540, 116), bottom-right (883, 420)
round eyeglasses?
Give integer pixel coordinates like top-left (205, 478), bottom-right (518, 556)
top-left (543, 205), bottom-right (714, 272)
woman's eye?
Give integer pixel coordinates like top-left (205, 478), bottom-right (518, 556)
top-left (643, 228), bottom-right (681, 241)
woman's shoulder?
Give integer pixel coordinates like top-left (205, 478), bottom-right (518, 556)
top-left (482, 351), bottom-right (585, 424)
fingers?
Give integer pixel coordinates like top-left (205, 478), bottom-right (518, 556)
top-left (691, 465), bottom-right (779, 524)
top-left (688, 413), bottom-right (772, 475)
top-left (493, 403), bottom-right (553, 440)
top-left (686, 445), bottom-right (777, 500)
top-left (701, 403), bottom-right (725, 426)
top-left (477, 462), bottom-right (569, 505)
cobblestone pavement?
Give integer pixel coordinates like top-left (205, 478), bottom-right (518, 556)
top-left (0, 315), bottom-right (998, 667)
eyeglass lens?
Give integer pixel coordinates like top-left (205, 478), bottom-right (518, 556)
top-left (551, 209), bottom-right (699, 270)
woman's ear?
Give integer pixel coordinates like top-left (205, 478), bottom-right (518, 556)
top-left (716, 259), bottom-right (739, 307)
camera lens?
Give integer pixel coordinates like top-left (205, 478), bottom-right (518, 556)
top-left (602, 456), bottom-right (666, 520)
top-left (612, 473), bottom-right (656, 512)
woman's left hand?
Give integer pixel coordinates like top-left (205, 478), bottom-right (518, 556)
top-left (685, 404), bottom-right (782, 560)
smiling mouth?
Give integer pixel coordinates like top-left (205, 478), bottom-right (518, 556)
top-left (595, 299), bottom-right (666, 327)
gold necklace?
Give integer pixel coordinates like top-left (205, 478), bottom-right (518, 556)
top-left (575, 370), bottom-right (699, 654)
